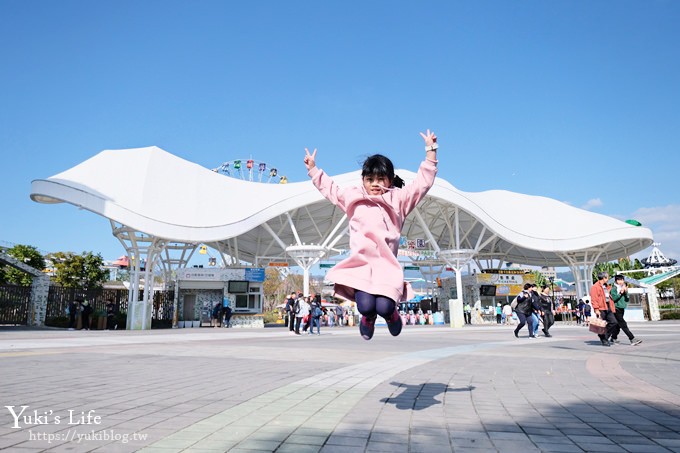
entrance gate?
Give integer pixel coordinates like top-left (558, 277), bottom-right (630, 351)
top-left (0, 285), bottom-right (31, 325)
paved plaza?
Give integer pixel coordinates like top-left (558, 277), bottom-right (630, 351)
top-left (1, 321), bottom-right (679, 453)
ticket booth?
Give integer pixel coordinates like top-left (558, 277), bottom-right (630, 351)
top-left (174, 267), bottom-right (265, 328)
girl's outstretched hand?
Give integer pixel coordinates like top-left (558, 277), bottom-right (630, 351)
top-left (304, 148), bottom-right (317, 171)
top-left (419, 129), bottom-right (437, 146)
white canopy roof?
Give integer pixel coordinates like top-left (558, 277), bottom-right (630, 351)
top-left (31, 146), bottom-right (653, 268)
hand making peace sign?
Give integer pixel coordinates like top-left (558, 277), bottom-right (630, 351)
top-left (304, 147), bottom-right (317, 171)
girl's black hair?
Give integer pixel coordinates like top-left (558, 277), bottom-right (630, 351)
top-left (361, 154), bottom-right (404, 188)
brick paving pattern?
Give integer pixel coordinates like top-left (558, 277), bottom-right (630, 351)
top-left (0, 322), bottom-right (678, 452)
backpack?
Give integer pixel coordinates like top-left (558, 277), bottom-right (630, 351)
top-left (510, 296), bottom-right (519, 310)
top-left (313, 306), bottom-right (322, 318)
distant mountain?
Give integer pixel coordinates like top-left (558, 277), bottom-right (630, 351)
top-left (557, 270), bottom-right (575, 282)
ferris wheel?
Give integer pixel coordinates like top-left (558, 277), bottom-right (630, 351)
top-left (212, 159), bottom-right (288, 184)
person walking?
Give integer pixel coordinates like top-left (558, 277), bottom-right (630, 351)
top-left (464, 302), bottom-right (472, 325)
top-left (574, 300), bottom-right (582, 325)
top-left (295, 296), bottom-right (309, 335)
top-left (514, 284), bottom-right (538, 338)
top-left (530, 284), bottom-right (542, 336)
top-left (539, 284), bottom-right (556, 337)
top-left (105, 299), bottom-right (118, 330)
top-left (285, 293), bottom-right (297, 334)
top-left (335, 304), bottom-right (344, 327)
top-left (302, 297), bottom-right (312, 334)
top-left (223, 304), bottom-right (233, 328)
top-left (211, 302), bottom-right (222, 328)
top-left (590, 272), bottom-right (618, 346)
top-left (81, 300), bottom-right (93, 330)
top-left (309, 298), bottom-right (323, 335)
top-left (67, 297), bottom-right (79, 330)
top-left (610, 274), bottom-right (642, 346)
top-left (502, 303), bottom-right (513, 325)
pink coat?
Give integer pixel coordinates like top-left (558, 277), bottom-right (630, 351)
top-left (308, 159), bottom-right (437, 302)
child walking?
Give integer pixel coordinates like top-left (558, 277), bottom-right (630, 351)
top-left (303, 130), bottom-right (439, 340)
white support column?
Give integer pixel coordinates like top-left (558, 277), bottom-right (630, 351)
top-left (438, 249), bottom-right (476, 328)
top-left (408, 258), bottom-right (444, 300)
top-left (643, 285), bottom-right (661, 321)
top-left (111, 223), bottom-right (165, 330)
top-left (286, 245), bottom-right (328, 296)
top-left (173, 279), bottom-right (179, 328)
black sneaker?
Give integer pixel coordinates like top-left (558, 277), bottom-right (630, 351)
top-left (601, 339), bottom-right (610, 347)
top-left (386, 309), bottom-right (403, 337)
top-left (359, 315), bottom-right (377, 340)
top-left (611, 339), bottom-right (620, 345)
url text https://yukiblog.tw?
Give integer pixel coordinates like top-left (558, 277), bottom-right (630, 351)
top-left (29, 429), bottom-right (148, 444)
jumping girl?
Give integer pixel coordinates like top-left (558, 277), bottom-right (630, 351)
top-left (303, 130), bottom-right (439, 340)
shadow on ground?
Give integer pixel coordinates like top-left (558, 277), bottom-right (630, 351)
top-left (380, 381), bottom-right (476, 410)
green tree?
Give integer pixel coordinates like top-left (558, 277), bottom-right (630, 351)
top-left (593, 261), bottom-right (618, 283)
top-left (672, 277), bottom-right (680, 303)
top-left (0, 245), bottom-right (46, 286)
top-left (285, 273), bottom-right (305, 296)
top-left (593, 258), bottom-right (647, 283)
top-left (263, 268), bottom-right (284, 311)
top-left (531, 270), bottom-right (547, 288)
top-left (49, 251), bottom-right (109, 290)
top-left (616, 257), bottom-right (646, 281)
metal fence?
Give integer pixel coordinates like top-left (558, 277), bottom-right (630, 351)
top-left (0, 285), bottom-right (31, 325)
top-left (152, 290), bottom-right (174, 321)
top-left (0, 285), bottom-right (175, 325)
top-left (47, 287), bottom-right (130, 318)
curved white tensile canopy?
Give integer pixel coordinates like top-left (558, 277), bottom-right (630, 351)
top-left (31, 146), bottom-right (654, 302)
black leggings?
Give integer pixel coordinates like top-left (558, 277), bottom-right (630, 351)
top-left (355, 290), bottom-right (396, 320)
top-left (612, 308), bottom-right (634, 341)
top-left (514, 311), bottom-right (534, 336)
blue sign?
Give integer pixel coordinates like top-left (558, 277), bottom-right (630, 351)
top-left (245, 268), bottom-right (265, 282)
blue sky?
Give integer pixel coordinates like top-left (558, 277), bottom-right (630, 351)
top-left (1, 0), bottom-right (679, 265)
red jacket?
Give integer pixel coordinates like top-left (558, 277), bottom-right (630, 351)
top-left (590, 282), bottom-right (614, 311)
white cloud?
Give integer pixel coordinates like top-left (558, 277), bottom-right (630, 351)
top-left (631, 205), bottom-right (680, 226)
top-left (580, 198), bottom-right (603, 210)
top-left (628, 204), bottom-right (680, 262)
